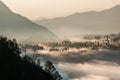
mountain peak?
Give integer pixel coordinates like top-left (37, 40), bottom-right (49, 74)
top-left (0, 1), bottom-right (56, 42)
top-left (110, 5), bottom-right (120, 10)
top-left (0, 1), bottom-right (12, 13)
top-left (113, 5), bottom-right (120, 8)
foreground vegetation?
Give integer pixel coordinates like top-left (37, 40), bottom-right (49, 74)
top-left (0, 36), bottom-right (62, 80)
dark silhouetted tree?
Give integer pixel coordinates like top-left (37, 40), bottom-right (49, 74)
top-left (44, 61), bottom-right (62, 80)
top-left (0, 35), bottom-right (55, 80)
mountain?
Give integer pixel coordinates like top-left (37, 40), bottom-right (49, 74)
top-left (35, 5), bottom-right (120, 37)
top-left (0, 1), bottom-right (56, 42)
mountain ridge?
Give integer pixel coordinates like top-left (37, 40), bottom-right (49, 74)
top-left (0, 1), bottom-right (57, 42)
top-left (35, 5), bottom-right (120, 37)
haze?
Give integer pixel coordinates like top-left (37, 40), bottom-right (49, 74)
top-left (1, 0), bottom-right (120, 20)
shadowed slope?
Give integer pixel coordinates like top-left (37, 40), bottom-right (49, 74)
top-left (0, 1), bottom-right (57, 42)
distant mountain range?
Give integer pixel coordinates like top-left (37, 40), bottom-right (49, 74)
top-left (35, 5), bottom-right (120, 37)
top-left (0, 1), bottom-right (56, 42)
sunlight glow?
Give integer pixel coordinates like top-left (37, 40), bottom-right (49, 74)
top-left (1, 0), bottom-right (120, 20)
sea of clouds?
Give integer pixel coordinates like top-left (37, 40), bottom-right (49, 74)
top-left (57, 61), bottom-right (120, 80)
top-left (36, 49), bottom-right (120, 80)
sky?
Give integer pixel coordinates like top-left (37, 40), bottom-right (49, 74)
top-left (1, 0), bottom-right (120, 20)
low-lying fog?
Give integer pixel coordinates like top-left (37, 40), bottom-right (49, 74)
top-left (35, 49), bottom-right (120, 80)
top-left (22, 49), bottom-right (120, 80)
top-left (58, 61), bottom-right (120, 80)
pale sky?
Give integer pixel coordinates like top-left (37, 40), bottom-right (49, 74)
top-left (1, 0), bottom-right (120, 20)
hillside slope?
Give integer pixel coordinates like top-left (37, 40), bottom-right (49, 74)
top-left (0, 1), bottom-right (56, 42)
top-left (35, 5), bottom-right (120, 37)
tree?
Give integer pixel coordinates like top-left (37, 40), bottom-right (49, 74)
top-left (44, 61), bottom-right (62, 80)
top-left (0, 35), bottom-right (55, 80)
top-left (0, 36), bottom-right (21, 63)
top-left (45, 61), bottom-right (54, 73)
